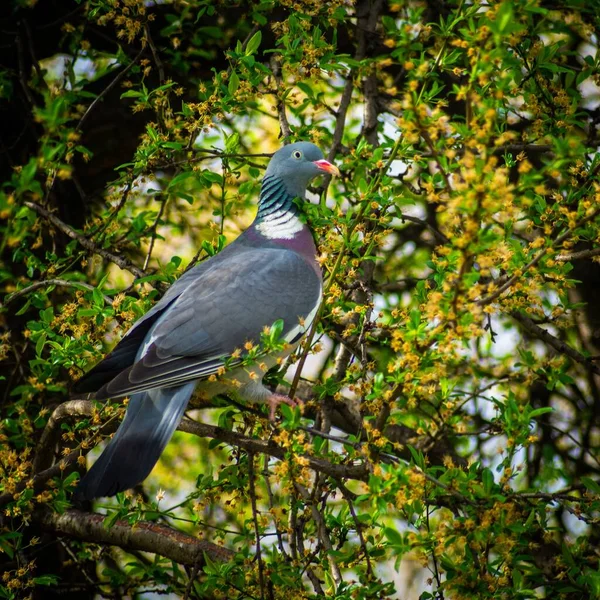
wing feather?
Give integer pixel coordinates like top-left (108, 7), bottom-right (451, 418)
top-left (93, 246), bottom-right (320, 400)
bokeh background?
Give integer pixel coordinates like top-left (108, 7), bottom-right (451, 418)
top-left (2, 1), bottom-right (600, 598)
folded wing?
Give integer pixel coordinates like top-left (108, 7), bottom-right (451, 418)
top-left (89, 246), bottom-right (321, 400)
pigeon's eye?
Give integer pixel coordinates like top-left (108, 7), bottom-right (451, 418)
top-left (292, 150), bottom-right (302, 160)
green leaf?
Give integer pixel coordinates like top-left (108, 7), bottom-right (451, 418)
top-left (35, 332), bottom-right (46, 357)
top-left (103, 512), bottom-right (120, 530)
top-left (384, 527), bottom-right (403, 545)
top-left (407, 445), bottom-right (425, 470)
top-left (33, 575), bottom-right (59, 586)
top-left (269, 318), bottom-right (284, 343)
top-left (21, 158), bottom-right (37, 186)
top-left (482, 468), bottom-right (494, 495)
top-left (228, 71), bottom-right (240, 95)
top-left (296, 82), bottom-right (314, 99)
top-left (495, 2), bottom-right (514, 34)
top-left (245, 30), bottom-right (262, 56)
top-left (582, 477), bottom-right (600, 494)
top-left (529, 407), bottom-right (554, 419)
top-left (225, 132), bottom-right (240, 153)
top-left (120, 89), bottom-right (143, 99)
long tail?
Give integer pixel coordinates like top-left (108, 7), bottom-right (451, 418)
top-left (75, 382), bottom-right (196, 500)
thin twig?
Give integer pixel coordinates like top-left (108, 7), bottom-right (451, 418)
top-left (154, 149), bottom-right (273, 171)
top-left (178, 418), bottom-right (368, 482)
top-left (24, 200), bottom-right (147, 280)
top-left (337, 480), bottom-right (373, 578)
top-left (78, 47), bottom-right (145, 132)
top-left (182, 558), bottom-right (201, 600)
top-left (16, 29), bottom-right (36, 107)
top-left (144, 23), bottom-right (165, 83)
top-left (248, 452), bottom-right (270, 600)
top-left (142, 196), bottom-right (169, 271)
top-left (270, 55), bottom-right (292, 141)
top-left (3, 279), bottom-right (112, 308)
top-left (478, 207), bottom-right (600, 305)
top-left (294, 483), bottom-right (342, 586)
top-left (398, 212), bottom-right (450, 245)
top-left (510, 311), bottom-right (600, 377)
top-left (262, 454), bottom-right (287, 556)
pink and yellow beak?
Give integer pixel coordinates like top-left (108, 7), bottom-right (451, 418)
top-left (313, 159), bottom-right (341, 177)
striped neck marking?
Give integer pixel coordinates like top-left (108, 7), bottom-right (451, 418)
top-left (255, 176), bottom-right (305, 240)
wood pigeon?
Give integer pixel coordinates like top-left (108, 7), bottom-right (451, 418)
top-left (72, 142), bottom-right (339, 500)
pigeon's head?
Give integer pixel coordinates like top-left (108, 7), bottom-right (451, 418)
top-left (264, 142), bottom-right (340, 196)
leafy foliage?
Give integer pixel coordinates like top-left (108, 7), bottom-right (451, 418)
top-left (2, 0), bottom-right (600, 598)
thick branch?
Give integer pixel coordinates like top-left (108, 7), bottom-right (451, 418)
top-left (36, 509), bottom-right (233, 566)
top-left (33, 400), bottom-right (95, 473)
top-left (555, 247), bottom-right (600, 262)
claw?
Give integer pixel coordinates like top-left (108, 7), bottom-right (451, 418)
top-left (265, 393), bottom-right (297, 421)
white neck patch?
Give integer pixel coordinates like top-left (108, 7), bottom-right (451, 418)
top-left (256, 209), bottom-right (305, 240)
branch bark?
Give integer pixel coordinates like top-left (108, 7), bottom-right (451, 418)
top-left (36, 509), bottom-right (234, 566)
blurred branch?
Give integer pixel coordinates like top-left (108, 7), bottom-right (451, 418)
top-left (555, 247), bottom-right (600, 262)
top-left (511, 311), bottom-right (600, 377)
top-left (143, 23), bottom-right (165, 84)
top-left (398, 212), bottom-right (450, 244)
top-left (494, 143), bottom-right (553, 154)
top-left (378, 277), bottom-right (425, 293)
top-left (16, 29), bottom-right (36, 108)
top-left (36, 509), bottom-right (234, 566)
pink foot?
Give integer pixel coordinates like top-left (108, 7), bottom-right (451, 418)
top-left (265, 393), bottom-right (297, 421)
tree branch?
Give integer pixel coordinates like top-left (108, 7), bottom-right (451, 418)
top-left (77, 47), bottom-right (145, 132)
top-left (3, 279), bottom-right (112, 308)
top-left (33, 400), bottom-right (96, 473)
top-left (24, 200), bottom-right (148, 280)
top-left (478, 207), bottom-right (600, 305)
top-left (270, 55), bottom-right (292, 141)
top-left (36, 509), bottom-right (234, 566)
top-left (510, 311), bottom-right (600, 377)
top-left (178, 419), bottom-right (369, 482)
top-left (555, 247), bottom-right (600, 262)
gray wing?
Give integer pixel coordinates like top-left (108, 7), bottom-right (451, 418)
top-left (72, 253), bottom-right (225, 394)
top-left (94, 247), bottom-right (321, 400)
